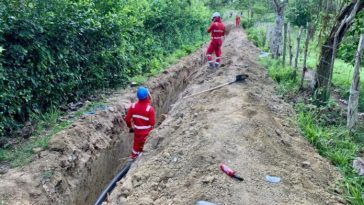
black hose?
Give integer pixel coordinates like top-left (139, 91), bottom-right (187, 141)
top-left (93, 161), bottom-right (133, 205)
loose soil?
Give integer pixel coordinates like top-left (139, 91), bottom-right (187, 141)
top-left (0, 34), bottom-right (207, 205)
top-left (105, 28), bottom-right (343, 205)
top-left (0, 27), bottom-right (342, 205)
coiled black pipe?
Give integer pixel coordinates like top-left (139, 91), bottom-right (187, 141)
top-left (93, 161), bottom-right (133, 205)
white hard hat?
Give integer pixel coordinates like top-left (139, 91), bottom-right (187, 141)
top-left (212, 12), bottom-right (221, 18)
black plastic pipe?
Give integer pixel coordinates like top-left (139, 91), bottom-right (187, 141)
top-left (93, 161), bottom-right (133, 205)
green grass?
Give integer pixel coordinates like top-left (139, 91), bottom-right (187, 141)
top-left (306, 49), bottom-right (364, 112)
top-left (248, 14), bottom-right (364, 204)
top-left (0, 101), bottom-right (107, 167)
top-left (246, 27), bottom-right (267, 49)
top-left (259, 57), bottom-right (364, 204)
top-left (248, 23), bottom-right (364, 112)
top-left (259, 58), bottom-right (299, 95)
top-left (296, 105), bottom-right (364, 205)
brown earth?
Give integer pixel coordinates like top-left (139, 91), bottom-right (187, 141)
top-left (0, 36), bottom-right (208, 204)
top-left (0, 26), bottom-right (343, 205)
top-left (104, 28), bottom-right (343, 205)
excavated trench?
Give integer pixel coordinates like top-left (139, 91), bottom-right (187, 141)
top-left (0, 26), bottom-right (342, 205)
top-left (0, 45), bottom-right (207, 205)
top-left (55, 48), bottom-right (207, 205)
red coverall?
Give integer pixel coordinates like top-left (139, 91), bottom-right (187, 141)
top-left (207, 18), bottom-right (225, 66)
top-left (236, 16), bottom-right (241, 27)
top-left (124, 98), bottom-right (155, 159)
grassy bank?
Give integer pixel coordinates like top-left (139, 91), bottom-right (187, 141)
top-left (247, 25), bottom-right (364, 111)
top-left (0, 101), bottom-right (106, 167)
top-left (259, 57), bottom-right (364, 204)
top-left (247, 22), bottom-right (364, 203)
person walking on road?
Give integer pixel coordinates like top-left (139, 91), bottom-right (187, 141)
top-left (206, 12), bottom-right (225, 69)
top-left (236, 15), bottom-right (241, 27)
top-left (124, 86), bottom-right (155, 160)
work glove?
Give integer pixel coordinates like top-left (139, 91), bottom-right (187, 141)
top-left (114, 116), bottom-right (123, 126)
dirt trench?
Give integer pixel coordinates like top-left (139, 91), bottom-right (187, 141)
top-left (104, 28), bottom-right (343, 205)
top-left (0, 37), bottom-right (208, 204)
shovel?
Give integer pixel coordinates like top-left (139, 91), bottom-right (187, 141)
top-left (183, 74), bottom-right (248, 99)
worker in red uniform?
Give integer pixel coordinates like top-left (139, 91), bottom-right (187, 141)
top-left (124, 86), bottom-right (155, 160)
top-left (236, 15), bottom-right (241, 27)
top-left (206, 12), bottom-right (225, 68)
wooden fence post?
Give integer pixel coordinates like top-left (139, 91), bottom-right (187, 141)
top-left (300, 23), bottom-right (312, 89)
top-left (288, 23), bottom-right (293, 67)
top-left (283, 22), bottom-right (288, 65)
top-left (294, 26), bottom-right (303, 70)
top-left (347, 34), bottom-right (364, 129)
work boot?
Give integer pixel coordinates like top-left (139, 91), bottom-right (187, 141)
top-left (207, 62), bottom-right (214, 69)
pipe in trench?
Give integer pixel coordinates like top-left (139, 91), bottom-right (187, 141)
top-left (93, 161), bottom-right (133, 205)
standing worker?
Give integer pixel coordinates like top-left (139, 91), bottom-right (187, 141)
top-left (236, 15), bottom-right (241, 27)
top-left (206, 12), bottom-right (225, 68)
top-left (124, 86), bottom-right (155, 160)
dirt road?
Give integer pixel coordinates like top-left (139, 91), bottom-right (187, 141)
top-left (105, 28), bottom-right (342, 205)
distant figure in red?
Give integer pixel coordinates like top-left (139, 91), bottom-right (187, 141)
top-left (236, 15), bottom-right (241, 27)
top-left (206, 12), bottom-right (225, 69)
top-left (124, 86), bottom-right (155, 160)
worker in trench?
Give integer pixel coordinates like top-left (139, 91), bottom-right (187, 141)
top-left (206, 12), bottom-right (225, 69)
top-left (124, 86), bottom-right (155, 160)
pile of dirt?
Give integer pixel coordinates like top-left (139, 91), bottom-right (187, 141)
top-left (104, 28), bottom-right (343, 205)
top-left (0, 43), bottom-right (208, 205)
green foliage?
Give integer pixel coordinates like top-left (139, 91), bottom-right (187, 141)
top-left (296, 103), bottom-right (364, 205)
top-left (338, 11), bottom-right (364, 66)
top-left (0, 100), bottom-right (107, 167)
top-left (205, 0), bottom-right (234, 9)
top-left (260, 54), bottom-right (364, 205)
top-left (306, 48), bottom-right (364, 112)
top-left (259, 58), bottom-right (298, 95)
top-left (0, 0), bottom-right (210, 138)
top-left (241, 19), bottom-right (254, 29)
top-left (246, 27), bottom-right (266, 48)
top-left (286, 0), bottom-right (314, 27)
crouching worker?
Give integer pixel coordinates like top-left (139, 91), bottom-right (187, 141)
top-left (124, 86), bottom-right (155, 160)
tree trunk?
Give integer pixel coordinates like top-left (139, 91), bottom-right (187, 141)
top-left (318, 0), bottom-right (333, 48)
top-left (270, 0), bottom-right (285, 59)
top-left (347, 34), bottom-right (364, 129)
top-left (294, 27), bottom-right (303, 70)
top-left (282, 22), bottom-right (288, 65)
top-left (315, 0), bottom-right (364, 102)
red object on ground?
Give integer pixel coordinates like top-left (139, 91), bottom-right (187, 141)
top-left (124, 97), bottom-right (155, 159)
top-left (206, 17), bottom-right (225, 65)
top-left (220, 164), bottom-right (244, 181)
top-left (220, 164), bottom-right (236, 177)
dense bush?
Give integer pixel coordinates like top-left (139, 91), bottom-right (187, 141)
top-left (0, 0), bottom-right (210, 137)
top-left (286, 0), bottom-right (313, 27)
top-left (338, 11), bottom-right (364, 66)
top-left (246, 27), bottom-right (266, 48)
top-left (241, 18), bottom-right (254, 29)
